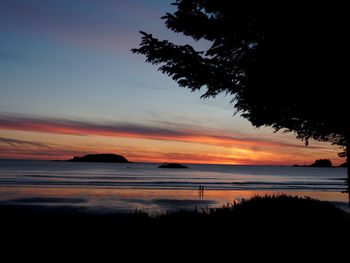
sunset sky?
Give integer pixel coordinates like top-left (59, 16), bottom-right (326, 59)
top-left (0, 0), bottom-right (343, 165)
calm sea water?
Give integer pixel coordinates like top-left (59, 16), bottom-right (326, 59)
top-left (0, 159), bottom-right (348, 213)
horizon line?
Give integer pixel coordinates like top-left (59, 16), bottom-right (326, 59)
top-left (0, 156), bottom-right (337, 167)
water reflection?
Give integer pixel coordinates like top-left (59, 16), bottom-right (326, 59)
top-left (198, 185), bottom-right (204, 198)
top-left (0, 186), bottom-right (348, 213)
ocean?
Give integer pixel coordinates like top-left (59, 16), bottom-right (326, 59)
top-left (0, 159), bottom-right (348, 213)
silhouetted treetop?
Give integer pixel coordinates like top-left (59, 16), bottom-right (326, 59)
top-left (132, 0), bottom-right (348, 147)
top-left (132, 0), bottom-right (349, 196)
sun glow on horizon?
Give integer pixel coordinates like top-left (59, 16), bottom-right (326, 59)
top-left (0, 123), bottom-right (343, 166)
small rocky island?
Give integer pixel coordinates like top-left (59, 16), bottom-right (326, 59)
top-left (292, 158), bottom-right (333, 167)
top-left (158, 163), bottom-right (188, 168)
top-left (67, 154), bottom-right (129, 163)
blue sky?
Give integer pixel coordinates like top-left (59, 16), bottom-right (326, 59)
top-left (1, 0), bottom-right (217, 121)
top-left (0, 0), bottom-right (342, 164)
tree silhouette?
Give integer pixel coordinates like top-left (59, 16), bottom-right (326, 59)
top-left (132, 0), bottom-right (349, 200)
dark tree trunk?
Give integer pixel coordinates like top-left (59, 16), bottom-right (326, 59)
top-left (347, 146), bottom-right (350, 208)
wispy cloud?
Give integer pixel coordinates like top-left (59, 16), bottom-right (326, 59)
top-left (0, 137), bottom-right (99, 160)
top-left (0, 136), bottom-right (49, 148)
top-left (0, 114), bottom-right (314, 150)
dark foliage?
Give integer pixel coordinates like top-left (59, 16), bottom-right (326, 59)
top-left (2, 195), bottom-right (349, 248)
top-left (132, 0), bottom-right (348, 146)
top-left (3, 196), bottom-right (348, 261)
top-left (132, 0), bottom-right (349, 197)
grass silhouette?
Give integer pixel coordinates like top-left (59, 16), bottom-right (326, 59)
top-left (2, 194), bottom-right (349, 248)
top-left (3, 194), bottom-right (348, 261)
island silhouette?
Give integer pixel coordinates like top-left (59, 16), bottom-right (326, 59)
top-left (292, 159), bottom-right (334, 168)
top-left (158, 163), bottom-right (188, 168)
top-left (67, 154), bottom-right (129, 163)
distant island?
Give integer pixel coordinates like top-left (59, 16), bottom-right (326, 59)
top-left (67, 154), bottom-right (129, 163)
top-left (292, 158), bottom-right (333, 168)
top-left (339, 162), bottom-right (348, 167)
top-left (158, 163), bottom-right (188, 168)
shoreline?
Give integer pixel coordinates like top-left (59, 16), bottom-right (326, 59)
top-left (1, 187), bottom-right (348, 213)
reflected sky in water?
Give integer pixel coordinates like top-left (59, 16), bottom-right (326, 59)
top-left (0, 160), bottom-right (348, 213)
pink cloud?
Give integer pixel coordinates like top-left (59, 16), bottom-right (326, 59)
top-left (0, 115), bottom-right (317, 150)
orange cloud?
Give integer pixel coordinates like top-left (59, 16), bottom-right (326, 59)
top-left (0, 115), bottom-right (341, 165)
top-left (0, 115), bottom-right (316, 150)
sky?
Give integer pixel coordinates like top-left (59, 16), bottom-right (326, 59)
top-left (0, 0), bottom-right (343, 165)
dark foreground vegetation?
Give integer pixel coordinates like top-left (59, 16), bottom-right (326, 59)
top-left (1, 194), bottom-right (348, 259)
top-left (2, 195), bottom-right (349, 243)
